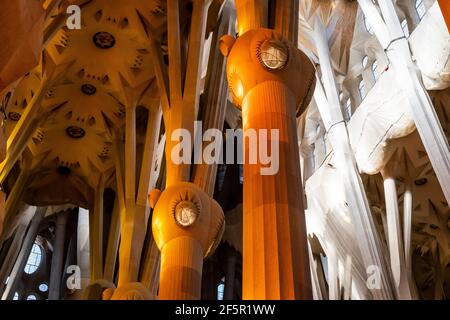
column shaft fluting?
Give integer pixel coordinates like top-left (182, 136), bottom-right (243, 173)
top-left (242, 81), bottom-right (311, 300)
top-left (159, 236), bottom-right (203, 300)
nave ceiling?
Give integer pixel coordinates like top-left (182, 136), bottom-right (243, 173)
top-left (0, 0), bottom-right (449, 300)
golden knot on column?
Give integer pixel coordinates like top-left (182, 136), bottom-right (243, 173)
top-left (150, 182), bottom-right (224, 299)
top-left (151, 182), bottom-right (224, 257)
top-left (219, 28), bottom-right (316, 116)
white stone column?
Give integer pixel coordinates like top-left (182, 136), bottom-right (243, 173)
top-left (343, 255), bottom-right (353, 300)
top-left (313, 18), bottom-right (395, 299)
top-left (403, 173), bottom-right (419, 299)
top-left (74, 208), bottom-right (90, 299)
top-left (327, 245), bottom-right (339, 300)
top-left (381, 166), bottom-right (412, 299)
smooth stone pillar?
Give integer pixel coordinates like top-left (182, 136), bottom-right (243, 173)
top-left (73, 208), bottom-right (90, 300)
top-left (381, 166), bottom-right (413, 300)
top-left (48, 211), bottom-right (70, 300)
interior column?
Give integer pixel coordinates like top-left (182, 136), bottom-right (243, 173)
top-left (48, 211), bottom-right (70, 300)
top-left (221, 28), bottom-right (316, 299)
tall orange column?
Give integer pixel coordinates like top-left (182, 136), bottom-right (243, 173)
top-left (243, 81), bottom-right (311, 299)
top-left (438, 0), bottom-right (450, 32)
top-left (221, 29), bottom-right (316, 299)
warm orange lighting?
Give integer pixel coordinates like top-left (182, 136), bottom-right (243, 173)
top-left (438, 0), bottom-right (450, 32)
top-left (234, 0), bottom-right (268, 35)
top-left (236, 80), bottom-right (244, 100)
top-left (223, 28), bottom-right (316, 300)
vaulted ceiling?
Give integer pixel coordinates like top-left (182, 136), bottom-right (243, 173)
top-left (2, 0), bottom-right (173, 206)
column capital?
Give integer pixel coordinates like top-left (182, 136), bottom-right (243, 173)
top-left (151, 182), bottom-right (224, 258)
top-left (220, 28), bottom-right (316, 117)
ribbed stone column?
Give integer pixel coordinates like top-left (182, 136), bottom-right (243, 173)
top-left (242, 81), bottom-right (311, 300)
top-left (221, 28), bottom-right (315, 300)
top-left (159, 237), bottom-right (203, 299)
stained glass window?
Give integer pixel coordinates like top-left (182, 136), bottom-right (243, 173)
top-left (24, 243), bottom-right (42, 274)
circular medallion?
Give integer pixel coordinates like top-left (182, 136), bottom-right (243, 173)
top-left (174, 200), bottom-right (199, 227)
top-left (81, 84), bottom-right (97, 95)
top-left (57, 166), bottom-right (71, 176)
top-left (93, 32), bottom-right (116, 49)
top-left (258, 39), bottom-right (289, 70)
top-left (8, 112), bottom-right (21, 121)
top-left (414, 178), bottom-right (428, 186)
top-left (66, 126), bottom-right (86, 139)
